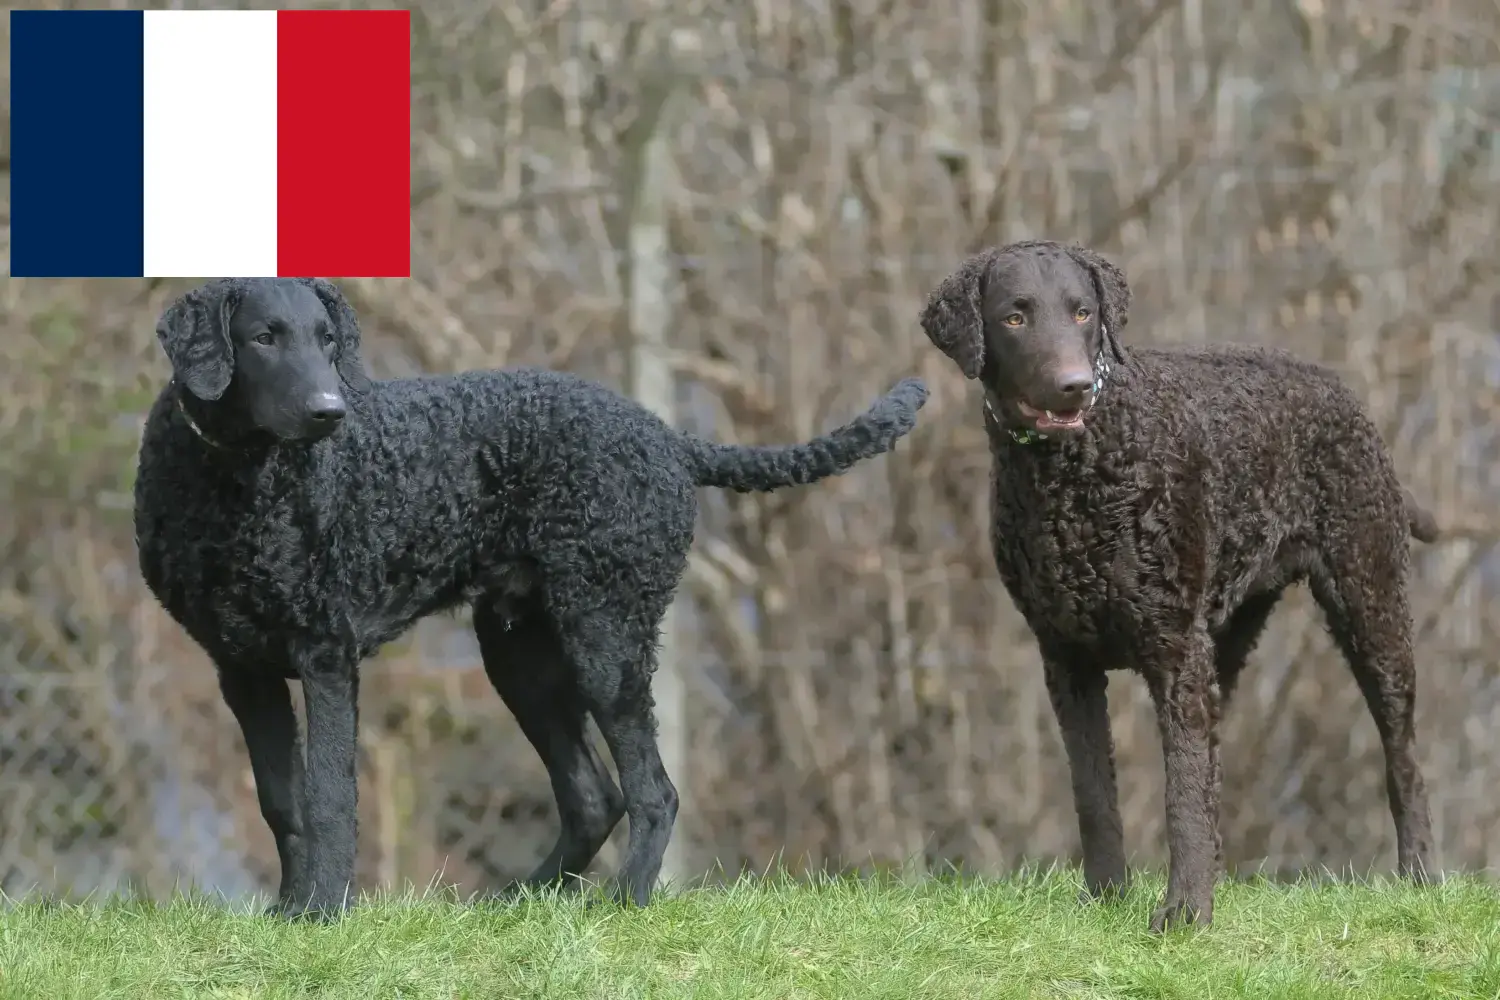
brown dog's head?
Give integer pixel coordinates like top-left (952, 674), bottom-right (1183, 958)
top-left (920, 241), bottom-right (1129, 438)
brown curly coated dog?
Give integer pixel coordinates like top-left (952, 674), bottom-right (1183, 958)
top-left (920, 240), bottom-right (1438, 932)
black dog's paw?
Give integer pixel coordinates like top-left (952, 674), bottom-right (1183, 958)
top-left (570, 882), bottom-right (643, 912)
top-left (486, 882), bottom-right (527, 903)
top-left (1077, 876), bottom-right (1131, 907)
top-left (606, 878), bottom-right (657, 910)
top-left (266, 895), bottom-right (348, 923)
top-left (475, 881), bottom-right (541, 906)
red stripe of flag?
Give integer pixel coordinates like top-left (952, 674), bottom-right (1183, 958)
top-left (277, 9), bottom-right (410, 278)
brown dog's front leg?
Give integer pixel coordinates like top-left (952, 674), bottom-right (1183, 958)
top-left (1044, 658), bottom-right (1128, 900)
top-left (1146, 629), bottom-right (1221, 932)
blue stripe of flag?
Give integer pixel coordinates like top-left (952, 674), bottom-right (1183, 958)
top-left (11, 11), bottom-right (146, 278)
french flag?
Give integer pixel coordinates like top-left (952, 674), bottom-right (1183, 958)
top-left (10, 9), bottom-right (411, 279)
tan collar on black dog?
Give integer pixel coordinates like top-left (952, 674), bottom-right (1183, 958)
top-left (172, 382), bottom-right (229, 450)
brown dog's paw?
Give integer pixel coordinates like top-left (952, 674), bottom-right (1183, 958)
top-left (1149, 897), bottom-right (1211, 933)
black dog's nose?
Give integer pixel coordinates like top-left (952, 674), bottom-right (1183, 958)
top-left (308, 394), bottom-right (347, 424)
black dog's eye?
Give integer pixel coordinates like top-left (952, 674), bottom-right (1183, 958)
top-left (253, 331), bottom-right (274, 346)
top-left (1074, 307), bottom-right (1092, 322)
top-left (1002, 313), bottom-right (1024, 327)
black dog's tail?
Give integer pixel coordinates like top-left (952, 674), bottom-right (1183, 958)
top-left (679, 377), bottom-right (929, 492)
top-left (1404, 488), bottom-right (1440, 543)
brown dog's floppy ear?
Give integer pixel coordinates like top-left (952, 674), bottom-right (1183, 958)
top-left (301, 277), bottom-right (374, 399)
top-left (155, 279), bottom-right (240, 401)
top-left (1065, 245), bottom-right (1130, 365)
top-left (919, 250), bottom-right (995, 379)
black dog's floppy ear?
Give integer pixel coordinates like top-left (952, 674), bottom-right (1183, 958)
top-left (1065, 245), bottom-right (1131, 365)
top-left (919, 250), bottom-right (996, 379)
top-left (155, 279), bottom-right (240, 401)
top-left (300, 277), bottom-right (373, 399)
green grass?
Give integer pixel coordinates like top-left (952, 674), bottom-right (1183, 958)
top-left (1, 870), bottom-right (1497, 999)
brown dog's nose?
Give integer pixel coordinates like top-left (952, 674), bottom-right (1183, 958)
top-left (1054, 367), bottom-right (1094, 406)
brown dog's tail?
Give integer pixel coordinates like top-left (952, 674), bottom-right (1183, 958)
top-left (1404, 488), bottom-right (1440, 543)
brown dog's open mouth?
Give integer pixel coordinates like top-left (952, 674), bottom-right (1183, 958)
top-left (1017, 401), bottom-right (1085, 431)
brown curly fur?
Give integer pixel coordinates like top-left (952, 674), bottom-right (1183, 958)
top-left (920, 240), bottom-right (1438, 932)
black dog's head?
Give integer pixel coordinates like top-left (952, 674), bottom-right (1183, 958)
top-left (920, 241), bottom-right (1129, 438)
top-left (156, 276), bottom-right (372, 445)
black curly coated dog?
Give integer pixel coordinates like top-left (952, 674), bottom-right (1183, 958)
top-left (134, 277), bottom-right (928, 918)
top-left (920, 241), bottom-right (1438, 932)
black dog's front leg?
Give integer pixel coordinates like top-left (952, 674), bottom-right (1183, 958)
top-left (218, 666), bottom-right (307, 913)
top-left (284, 650), bottom-right (360, 920)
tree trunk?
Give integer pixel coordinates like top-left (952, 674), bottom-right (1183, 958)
top-left (621, 68), bottom-right (691, 891)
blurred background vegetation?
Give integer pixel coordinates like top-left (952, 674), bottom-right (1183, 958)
top-left (0, 0), bottom-right (1496, 902)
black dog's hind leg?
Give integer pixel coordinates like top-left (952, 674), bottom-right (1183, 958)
top-left (218, 667), bottom-right (307, 912)
top-left (474, 601), bottom-right (624, 893)
top-left (562, 615), bottom-right (678, 908)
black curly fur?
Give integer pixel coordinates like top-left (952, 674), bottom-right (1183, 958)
top-left (134, 277), bottom-right (928, 917)
top-left (921, 241), bottom-right (1437, 932)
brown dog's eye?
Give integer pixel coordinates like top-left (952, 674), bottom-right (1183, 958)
top-left (1075, 307), bottom-right (1091, 322)
top-left (1003, 313), bottom-right (1024, 327)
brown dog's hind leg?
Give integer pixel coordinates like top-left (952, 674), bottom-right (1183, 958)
top-left (1145, 628), bottom-right (1221, 932)
top-left (1309, 539), bottom-right (1436, 883)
